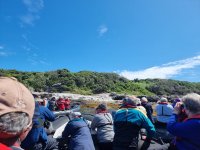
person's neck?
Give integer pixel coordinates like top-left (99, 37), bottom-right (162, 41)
top-left (0, 137), bottom-right (20, 148)
top-left (159, 102), bottom-right (168, 105)
top-left (97, 110), bottom-right (107, 114)
top-left (121, 105), bottom-right (137, 108)
top-left (188, 112), bottom-right (200, 118)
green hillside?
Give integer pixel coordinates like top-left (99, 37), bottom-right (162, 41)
top-left (1, 69), bottom-right (200, 96)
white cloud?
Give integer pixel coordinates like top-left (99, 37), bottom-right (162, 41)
top-left (22, 34), bottom-right (28, 41)
top-left (28, 58), bottom-right (49, 65)
top-left (22, 34), bottom-right (39, 50)
top-left (0, 46), bottom-right (4, 50)
top-left (22, 0), bottom-right (44, 13)
top-left (28, 58), bottom-right (37, 65)
top-left (39, 60), bottom-right (49, 65)
top-left (0, 51), bottom-right (8, 56)
top-left (20, 0), bottom-right (44, 26)
top-left (22, 46), bottom-right (31, 52)
top-left (0, 46), bottom-right (13, 56)
top-left (33, 53), bottom-right (38, 57)
top-left (98, 25), bottom-right (108, 37)
top-left (119, 55), bottom-right (200, 80)
top-left (20, 14), bottom-right (40, 26)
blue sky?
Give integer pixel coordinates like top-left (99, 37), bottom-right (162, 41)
top-left (1, 0), bottom-right (200, 82)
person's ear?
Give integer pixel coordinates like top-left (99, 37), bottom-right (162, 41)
top-left (19, 124), bottom-right (32, 142)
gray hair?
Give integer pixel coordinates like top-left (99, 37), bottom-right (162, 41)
top-left (0, 112), bottom-right (30, 135)
top-left (182, 93), bottom-right (200, 114)
top-left (160, 97), bottom-right (168, 102)
top-left (123, 96), bottom-right (141, 106)
top-left (141, 97), bottom-right (148, 103)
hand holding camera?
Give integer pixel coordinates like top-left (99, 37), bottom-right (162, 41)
top-left (173, 102), bottom-right (184, 115)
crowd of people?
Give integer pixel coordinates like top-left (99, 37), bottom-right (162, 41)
top-left (34, 95), bottom-right (71, 111)
top-left (0, 77), bottom-right (200, 150)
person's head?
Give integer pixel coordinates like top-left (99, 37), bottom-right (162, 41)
top-left (141, 97), bottom-right (148, 104)
top-left (174, 98), bottom-right (181, 103)
top-left (0, 77), bottom-right (35, 145)
top-left (71, 112), bottom-right (82, 119)
top-left (122, 96), bottom-right (141, 107)
top-left (51, 97), bottom-right (56, 101)
top-left (35, 97), bottom-right (44, 106)
top-left (182, 93), bottom-right (200, 115)
top-left (172, 98), bottom-right (181, 108)
top-left (96, 103), bottom-right (107, 113)
top-left (160, 97), bottom-right (168, 103)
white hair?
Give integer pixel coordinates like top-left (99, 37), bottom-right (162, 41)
top-left (160, 97), bottom-right (168, 102)
top-left (70, 112), bottom-right (82, 119)
top-left (141, 97), bottom-right (148, 103)
top-left (0, 112), bottom-right (30, 136)
top-left (182, 93), bottom-right (200, 114)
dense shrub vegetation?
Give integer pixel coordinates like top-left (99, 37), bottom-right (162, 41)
top-left (1, 69), bottom-right (200, 96)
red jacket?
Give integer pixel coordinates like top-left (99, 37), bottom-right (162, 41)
top-left (0, 143), bottom-right (11, 150)
top-left (64, 98), bottom-right (71, 109)
top-left (56, 98), bottom-right (65, 110)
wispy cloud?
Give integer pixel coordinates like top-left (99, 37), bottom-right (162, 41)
top-left (119, 55), bottom-right (200, 80)
top-left (28, 58), bottom-right (49, 66)
top-left (21, 34), bottom-right (49, 66)
top-left (98, 25), bottom-right (108, 37)
top-left (20, 14), bottom-right (40, 26)
top-left (22, 0), bottom-right (44, 13)
top-left (0, 51), bottom-right (8, 56)
top-left (22, 34), bottom-right (39, 50)
top-left (22, 46), bottom-right (31, 52)
top-left (24, 49), bottom-right (49, 66)
top-left (0, 46), bottom-right (4, 50)
top-left (20, 0), bottom-right (44, 26)
top-left (0, 45), bottom-right (13, 56)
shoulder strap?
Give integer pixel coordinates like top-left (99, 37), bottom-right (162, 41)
top-left (83, 118), bottom-right (90, 127)
top-left (125, 108), bottom-right (128, 123)
top-left (97, 113), bottom-right (113, 128)
top-left (157, 105), bottom-right (171, 116)
top-left (104, 113), bottom-right (113, 124)
top-left (98, 122), bottom-right (113, 128)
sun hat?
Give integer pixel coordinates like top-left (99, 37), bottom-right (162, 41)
top-left (0, 77), bottom-right (35, 121)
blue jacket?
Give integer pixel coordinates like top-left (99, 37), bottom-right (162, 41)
top-left (62, 118), bottom-right (95, 150)
top-left (21, 105), bottom-right (55, 149)
top-left (113, 108), bottom-right (155, 148)
top-left (167, 114), bottom-right (200, 150)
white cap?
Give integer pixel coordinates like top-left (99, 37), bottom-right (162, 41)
top-left (71, 112), bottom-right (81, 117)
top-left (73, 112), bottom-right (81, 116)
